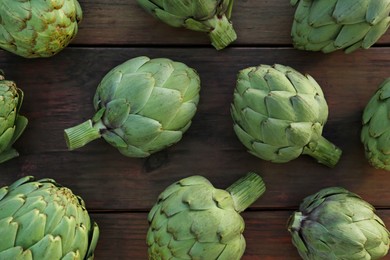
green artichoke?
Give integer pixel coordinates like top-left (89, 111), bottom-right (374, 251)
top-left (0, 72), bottom-right (28, 164)
top-left (361, 78), bottom-right (390, 171)
top-left (288, 187), bottom-right (390, 260)
top-left (0, 176), bottom-right (99, 259)
top-left (0, 0), bottom-right (82, 58)
top-left (291, 0), bottom-right (390, 53)
top-left (231, 64), bottom-right (342, 167)
top-left (147, 172), bottom-right (266, 259)
top-left (64, 56), bottom-right (200, 158)
top-left (137, 0), bottom-right (236, 50)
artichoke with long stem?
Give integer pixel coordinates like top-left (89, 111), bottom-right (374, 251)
top-left (64, 56), bottom-right (200, 158)
top-left (231, 64), bottom-right (341, 167)
top-left (137, 0), bottom-right (237, 50)
top-left (147, 172), bottom-right (266, 259)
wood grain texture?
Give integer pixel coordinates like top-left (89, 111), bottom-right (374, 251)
top-left (0, 47), bottom-right (390, 211)
top-left (72, 0), bottom-right (390, 46)
top-left (92, 210), bottom-right (390, 259)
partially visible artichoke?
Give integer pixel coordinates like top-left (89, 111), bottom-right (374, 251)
top-left (0, 0), bottom-right (82, 58)
top-left (64, 56), bottom-right (200, 158)
top-left (291, 0), bottom-right (390, 53)
top-left (137, 0), bottom-right (236, 50)
top-left (147, 172), bottom-right (266, 259)
top-left (288, 187), bottom-right (390, 259)
top-left (231, 64), bottom-right (341, 167)
top-left (361, 78), bottom-right (390, 171)
top-left (0, 72), bottom-right (28, 164)
top-left (0, 176), bottom-right (99, 259)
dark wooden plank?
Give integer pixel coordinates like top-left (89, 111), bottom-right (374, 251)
top-left (92, 210), bottom-right (390, 259)
top-left (73, 1), bottom-right (390, 45)
top-left (0, 47), bottom-right (390, 210)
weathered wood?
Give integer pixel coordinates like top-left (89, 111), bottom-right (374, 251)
top-left (73, 1), bottom-right (390, 46)
top-left (0, 47), bottom-right (390, 211)
top-left (92, 210), bottom-right (390, 259)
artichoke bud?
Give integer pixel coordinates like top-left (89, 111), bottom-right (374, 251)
top-left (288, 187), bottom-right (390, 259)
top-left (137, 0), bottom-right (237, 50)
top-left (291, 0), bottom-right (390, 53)
top-left (361, 78), bottom-right (390, 171)
top-left (147, 172), bottom-right (266, 259)
top-left (231, 64), bottom-right (342, 167)
top-left (0, 74), bottom-right (28, 164)
top-left (0, 176), bottom-right (99, 259)
top-left (64, 56), bottom-right (201, 158)
top-left (0, 0), bottom-right (83, 58)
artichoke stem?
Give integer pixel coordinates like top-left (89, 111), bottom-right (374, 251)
top-left (303, 136), bottom-right (342, 168)
top-left (64, 120), bottom-right (105, 150)
top-left (207, 14), bottom-right (237, 50)
top-left (226, 172), bottom-right (266, 213)
top-left (0, 148), bottom-right (19, 164)
top-left (287, 212), bottom-right (305, 232)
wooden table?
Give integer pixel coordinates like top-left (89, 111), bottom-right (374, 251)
top-left (1, 1), bottom-right (390, 259)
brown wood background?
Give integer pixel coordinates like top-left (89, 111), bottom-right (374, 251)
top-left (1, 1), bottom-right (390, 259)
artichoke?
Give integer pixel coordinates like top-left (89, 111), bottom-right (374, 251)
top-left (291, 0), bottom-right (390, 53)
top-left (137, 0), bottom-right (236, 50)
top-left (231, 64), bottom-right (341, 167)
top-left (64, 56), bottom-right (200, 158)
top-left (0, 176), bottom-right (99, 259)
top-left (0, 72), bottom-right (28, 164)
top-left (361, 78), bottom-right (390, 171)
top-left (0, 0), bottom-right (82, 58)
top-left (288, 187), bottom-right (390, 260)
top-left (147, 172), bottom-right (266, 259)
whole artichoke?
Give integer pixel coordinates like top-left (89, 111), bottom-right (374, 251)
top-left (361, 78), bottom-right (390, 171)
top-left (137, 0), bottom-right (236, 50)
top-left (147, 172), bottom-right (266, 259)
top-left (0, 0), bottom-right (82, 58)
top-left (0, 176), bottom-right (99, 259)
top-left (64, 56), bottom-right (200, 158)
top-left (288, 187), bottom-right (390, 260)
top-left (0, 72), bottom-right (28, 164)
top-left (231, 64), bottom-right (341, 167)
top-left (291, 0), bottom-right (390, 53)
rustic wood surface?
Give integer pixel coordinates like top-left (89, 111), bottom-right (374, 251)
top-left (1, 1), bottom-right (390, 259)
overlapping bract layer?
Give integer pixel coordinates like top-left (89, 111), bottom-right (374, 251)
top-left (0, 176), bottom-right (99, 259)
top-left (291, 0), bottom-right (390, 53)
top-left (147, 173), bottom-right (265, 259)
top-left (65, 56), bottom-right (200, 158)
top-left (361, 78), bottom-right (390, 171)
top-left (0, 0), bottom-right (82, 58)
top-left (0, 73), bottom-right (27, 164)
top-left (288, 187), bottom-right (390, 260)
top-left (231, 64), bottom-right (341, 167)
top-left (137, 0), bottom-right (236, 50)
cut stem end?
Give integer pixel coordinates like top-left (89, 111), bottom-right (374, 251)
top-left (64, 120), bottom-right (104, 150)
top-left (226, 172), bottom-right (266, 213)
top-left (207, 14), bottom-right (237, 50)
top-left (303, 136), bottom-right (342, 168)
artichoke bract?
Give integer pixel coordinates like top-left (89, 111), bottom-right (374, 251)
top-left (137, 0), bottom-right (236, 50)
top-left (291, 0), bottom-right (390, 53)
top-left (0, 0), bottom-right (82, 58)
top-left (361, 78), bottom-right (390, 171)
top-left (288, 187), bottom-right (390, 260)
top-left (64, 56), bottom-right (200, 158)
top-left (0, 72), bottom-right (28, 164)
top-left (231, 64), bottom-right (341, 167)
top-left (0, 176), bottom-right (99, 259)
top-left (147, 172), bottom-right (266, 259)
